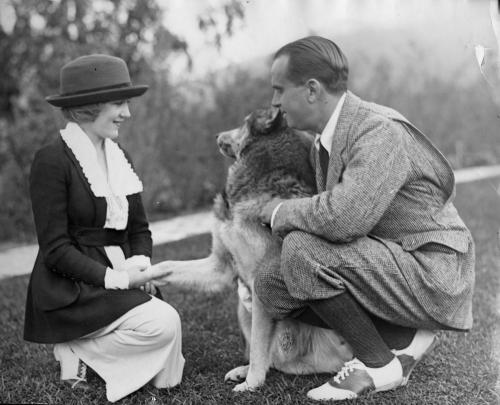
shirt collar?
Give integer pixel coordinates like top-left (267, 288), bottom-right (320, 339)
top-left (60, 122), bottom-right (143, 198)
top-left (314, 92), bottom-right (346, 154)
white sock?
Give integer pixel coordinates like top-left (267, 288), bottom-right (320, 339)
top-left (392, 329), bottom-right (436, 359)
top-left (365, 357), bottom-right (402, 389)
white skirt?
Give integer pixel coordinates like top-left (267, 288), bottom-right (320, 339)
top-left (57, 297), bottom-right (184, 402)
top-left (55, 246), bottom-right (185, 402)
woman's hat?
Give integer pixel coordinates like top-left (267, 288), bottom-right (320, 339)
top-left (46, 54), bottom-right (148, 108)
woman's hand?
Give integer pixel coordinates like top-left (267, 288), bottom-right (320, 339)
top-left (140, 281), bottom-right (157, 295)
top-left (124, 264), bottom-right (154, 289)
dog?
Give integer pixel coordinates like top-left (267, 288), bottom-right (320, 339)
top-left (150, 108), bottom-right (352, 391)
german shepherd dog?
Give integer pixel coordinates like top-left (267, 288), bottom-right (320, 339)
top-left (151, 108), bottom-right (352, 391)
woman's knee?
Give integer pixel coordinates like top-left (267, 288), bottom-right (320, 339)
top-left (141, 299), bottom-right (182, 344)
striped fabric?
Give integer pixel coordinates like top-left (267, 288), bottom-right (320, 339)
top-left (258, 92), bottom-right (475, 330)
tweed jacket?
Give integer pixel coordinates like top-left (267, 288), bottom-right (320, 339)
top-left (272, 91), bottom-right (475, 329)
top-left (24, 137), bottom-right (153, 343)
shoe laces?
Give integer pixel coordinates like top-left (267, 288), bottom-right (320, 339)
top-left (70, 377), bottom-right (87, 389)
top-left (76, 360), bottom-right (87, 380)
top-left (333, 359), bottom-right (363, 384)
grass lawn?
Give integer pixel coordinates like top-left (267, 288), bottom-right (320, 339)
top-left (1, 179), bottom-right (500, 404)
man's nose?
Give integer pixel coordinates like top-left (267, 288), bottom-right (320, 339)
top-left (271, 93), bottom-right (281, 108)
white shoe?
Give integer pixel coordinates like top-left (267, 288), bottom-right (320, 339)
top-left (392, 329), bottom-right (438, 385)
top-left (306, 357), bottom-right (403, 401)
top-left (53, 343), bottom-right (87, 383)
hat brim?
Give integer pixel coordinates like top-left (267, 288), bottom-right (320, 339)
top-left (46, 85), bottom-right (149, 108)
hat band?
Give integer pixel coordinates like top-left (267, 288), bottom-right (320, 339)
top-left (61, 82), bottom-right (132, 96)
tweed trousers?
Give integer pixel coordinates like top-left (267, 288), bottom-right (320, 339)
top-left (254, 230), bottom-right (470, 331)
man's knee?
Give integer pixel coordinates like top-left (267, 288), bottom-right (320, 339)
top-left (253, 245), bottom-right (307, 320)
top-left (253, 266), bottom-right (280, 307)
top-left (281, 231), bottom-right (315, 268)
top-left (281, 230), bottom-right (319, 282)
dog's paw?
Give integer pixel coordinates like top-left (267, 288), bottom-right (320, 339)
top-left (224, 365), bottom-right (249, 382)
top-left (233, 380), bottom-right (256, 392)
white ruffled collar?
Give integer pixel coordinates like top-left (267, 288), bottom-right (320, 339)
top-left (60, 122), bottom-right (143, 197)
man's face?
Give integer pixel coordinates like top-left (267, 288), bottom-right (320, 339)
top-left (271, 55), bottom-right (311, 131)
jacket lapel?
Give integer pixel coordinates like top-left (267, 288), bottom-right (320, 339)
top-left (61, 139), bottom-right (119, 267)
top-left (62, 140), bottom-right (108, 229)
top-left (322, 91), bottom-right (361, 191)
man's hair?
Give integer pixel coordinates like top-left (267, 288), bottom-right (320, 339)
top-left (61, 103), bottom-right (102, 123)
top-left (274, 36), bottom-right (348, 94)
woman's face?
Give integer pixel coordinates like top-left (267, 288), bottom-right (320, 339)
top-left (86, 100), bottom-right (131, 141)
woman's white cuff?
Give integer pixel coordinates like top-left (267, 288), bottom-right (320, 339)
top-left (104, 267), bottom-right (130, 289)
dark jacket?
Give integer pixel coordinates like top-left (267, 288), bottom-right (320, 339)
top-left (24, 137), bottom-right (153, 343)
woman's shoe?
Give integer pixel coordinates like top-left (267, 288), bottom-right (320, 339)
top-left (54, 343), bottom-right (90, 391)
top-left (63, 360), bottom-right (90, 391)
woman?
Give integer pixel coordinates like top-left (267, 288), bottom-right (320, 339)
top-left (23, 54), bottom-right (184, 402)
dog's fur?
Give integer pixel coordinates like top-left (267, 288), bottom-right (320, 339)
top-left (151, 108), bottom-right (352, 391)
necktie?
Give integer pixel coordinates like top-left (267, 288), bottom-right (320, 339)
top-left (319, 143), bottom-right (329, 185)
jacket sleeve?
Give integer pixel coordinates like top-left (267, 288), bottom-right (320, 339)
top-left (30, 147), bottom-right (107, 286)
top-left (272, 118), bottom-right (411, 242)
top-left (127, 192), bottom-right (152, 257)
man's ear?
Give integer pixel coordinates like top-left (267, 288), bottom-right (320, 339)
top-left (305, 79), bottom-right (321, 102)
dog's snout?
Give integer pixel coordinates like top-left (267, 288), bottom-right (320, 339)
top-left (216, 134), bottom-right (225, 150)
top-left (216, 130), bottom-right (238, 159)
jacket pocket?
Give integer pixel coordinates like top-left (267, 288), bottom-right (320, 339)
top-left (400, 231), bottom-right (470, 253)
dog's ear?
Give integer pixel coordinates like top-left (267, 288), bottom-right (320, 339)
top-left (262, 107), bottom-right (283, 132)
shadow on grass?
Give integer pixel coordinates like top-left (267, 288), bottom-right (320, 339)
top-left (1, 180), bottom-right (500, 404)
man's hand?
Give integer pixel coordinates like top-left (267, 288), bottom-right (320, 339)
top-left (258, 198), bottom-right (285, 227)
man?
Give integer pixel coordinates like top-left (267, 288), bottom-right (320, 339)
top-left (256, 36), bottom-right (475, 401)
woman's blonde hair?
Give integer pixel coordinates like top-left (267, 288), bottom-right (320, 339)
top-left (61, 103), bottom-right (102, 124)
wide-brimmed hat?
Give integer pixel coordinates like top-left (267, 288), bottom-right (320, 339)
top-left (46, 54), bottom-right (148, 108)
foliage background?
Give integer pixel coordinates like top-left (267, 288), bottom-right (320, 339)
top-left (0, 0), bottom-right (498, 243)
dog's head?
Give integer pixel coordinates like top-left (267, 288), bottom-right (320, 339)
top-left (216, 108), bottom-right (286, 159)
top-left (216, 107), bottom-right (316, 205)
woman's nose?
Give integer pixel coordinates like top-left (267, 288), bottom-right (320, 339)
top-left (120, 103), bottom-right (131, 118)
